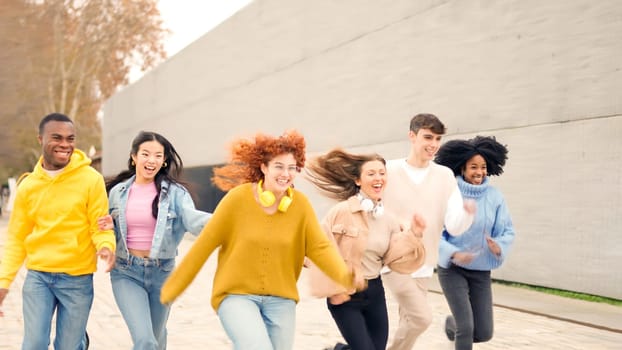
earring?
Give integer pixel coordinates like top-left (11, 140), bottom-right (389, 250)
top-left (163, 162), bottom-right (168, 168)
top-left (131, 160), bottom-right (135, 166)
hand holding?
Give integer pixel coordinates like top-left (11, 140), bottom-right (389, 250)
top-left (351, 269), bottom-right (367, 292)
top-left (409, 213), bottom-right (426, 238)
top-left (463, 199), bottom-right (477, 215)
top-left (0, 288), bottom-right (8, 317)
top-left (97, 247), bottom-right (116, 272)
top-left (328, 293), bottom-right (351, 305)
top-left (452, 251), bottom-right (476, 265)
top-left (97, 214), bottom-right (114, 231)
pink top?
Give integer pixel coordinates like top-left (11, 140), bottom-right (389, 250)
top-left (126, 182), bottom-right (157, 251)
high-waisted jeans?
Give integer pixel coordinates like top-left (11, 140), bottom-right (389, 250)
top-left (111, 255), bottom-right (175, 350)
top-left (217, 294), bottom-right (296, 350)
top-left (326, 277), bottom-right (388, 350)
top-left (437, 264), bottom-right (494, 350)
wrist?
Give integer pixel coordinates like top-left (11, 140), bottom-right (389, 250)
top-left (408, 227), bottom-right (423, 238)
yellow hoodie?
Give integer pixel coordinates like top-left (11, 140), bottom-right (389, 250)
top-left (0, 149), bottom-right (115, 288)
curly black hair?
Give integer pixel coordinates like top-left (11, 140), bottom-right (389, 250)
top-left (435, 136), bottom-right (508, 176)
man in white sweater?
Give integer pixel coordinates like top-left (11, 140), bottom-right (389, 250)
top-left (382, 113), bottom-right (475, 350)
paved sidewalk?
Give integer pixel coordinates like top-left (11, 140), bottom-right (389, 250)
top-left (1, 214), bottom-right (621, 349)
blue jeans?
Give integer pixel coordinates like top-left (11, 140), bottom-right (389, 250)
top-left (22, 270), bottom-right (93, 350)
top-left (217, 294), bottom-right (296, 350)
top-left (111, 256), bottom-right (175, 350)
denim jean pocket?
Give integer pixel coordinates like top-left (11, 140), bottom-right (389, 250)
top-left (114, 258), bottom-right (131, 271)
top-left (160, 259), bottom-right (175, 272)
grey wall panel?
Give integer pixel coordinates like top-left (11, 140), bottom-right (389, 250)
top-left (488, 117), bottom-right (622, 298)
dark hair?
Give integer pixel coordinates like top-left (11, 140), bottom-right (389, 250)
top-left (305, 148), bottom-right (386, 201)
top-left (212, 130), bottom-right (306, 191)
top-left (39, 113), bottom-right (73, 134)
top-left (409, 113), bottom-right (446, 135)
top-left (435, 135), bottom-right (508, 177)
top-left (106, 131), bottom-right (185, 218)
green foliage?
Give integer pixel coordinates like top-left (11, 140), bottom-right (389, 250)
top-left (494, 280), bottom-right (622, 307)
top-left (0, 0), bottom-right (168, 178)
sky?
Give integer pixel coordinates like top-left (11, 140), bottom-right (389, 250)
top-left (129, 0), bottom-right (252, 82)
top-left (157, 0), bottom-right (253, 56)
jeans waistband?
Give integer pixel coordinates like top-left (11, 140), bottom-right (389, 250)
top-left (120, 255), bottom-right (174, 267)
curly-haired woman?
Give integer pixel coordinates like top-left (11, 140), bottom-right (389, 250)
top-left (160, 130), bottom-right (356, 350)
top-left (435, 135), bottom-right (515, 350)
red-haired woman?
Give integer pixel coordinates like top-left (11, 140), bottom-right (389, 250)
top-left (160, 130), bottom-right (356, 350)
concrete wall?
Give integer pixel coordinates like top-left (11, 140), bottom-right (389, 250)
top-left (102, 0), bottom-right (622, 299)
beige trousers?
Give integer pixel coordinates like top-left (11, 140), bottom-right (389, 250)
top-left (382, 272), bottom-right (433, 350)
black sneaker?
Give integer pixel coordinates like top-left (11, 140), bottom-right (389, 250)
top-left (445, 315), bottom-right (456, 341)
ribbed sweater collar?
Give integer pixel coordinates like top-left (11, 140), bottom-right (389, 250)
top-left (456, 175), bottom-right (489, 199)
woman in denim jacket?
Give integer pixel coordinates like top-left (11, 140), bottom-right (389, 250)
top-left (305, 149), bottom-right (426, 350)
top-left (99, 131), bottom-right (211, 350)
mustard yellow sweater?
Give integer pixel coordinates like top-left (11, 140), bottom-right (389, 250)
top-left (160, 183), bottom-right (353, 310)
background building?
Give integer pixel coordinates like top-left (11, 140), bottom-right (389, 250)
top-left (103, 0), bottom-right (622, 299)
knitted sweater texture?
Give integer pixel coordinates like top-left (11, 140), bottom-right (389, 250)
top-left (160, 183), bottom-right (352, 310)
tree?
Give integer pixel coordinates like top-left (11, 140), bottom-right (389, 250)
top-left (0, 0), bottom-right (168, 180)
top-left (0, 0), bottom-right (42, 178)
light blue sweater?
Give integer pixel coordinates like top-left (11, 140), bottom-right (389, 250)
top-left (438, 176), bottom-right (515, 270)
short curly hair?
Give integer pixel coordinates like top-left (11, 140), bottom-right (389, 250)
top-left (212, 130), bottom-right (306, 191)
top-left (435, 135), bottom-right (508, 177)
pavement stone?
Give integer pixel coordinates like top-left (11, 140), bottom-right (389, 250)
top-left (0, 214), bottom-right (621, 349)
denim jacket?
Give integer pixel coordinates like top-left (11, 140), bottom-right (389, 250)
top-left (108, 176), bottom-right (211, 259)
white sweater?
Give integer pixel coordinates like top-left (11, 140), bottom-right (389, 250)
top-left (383, 159), bottom-right (473, 275)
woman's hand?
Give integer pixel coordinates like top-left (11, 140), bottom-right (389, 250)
top-left (328, 293), bottom-right (351, 305)
top-left (451, 251), bottom-right (477, 265)
top-left (97, 214), bottom-right (114, 231)
top-left (351, 269), bottom-right (367, 292)
top-left (486, 236), bottom-right (501, 257)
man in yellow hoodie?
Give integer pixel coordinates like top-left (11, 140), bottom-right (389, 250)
top-left (0, 113), bottom-right (115, 350)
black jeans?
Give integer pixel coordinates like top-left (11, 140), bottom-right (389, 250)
top-left (437, 264), bottom-right (494, 350)
top-left (326, 277), bottom-right (388, 350)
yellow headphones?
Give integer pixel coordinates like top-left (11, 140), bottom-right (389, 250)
top-left (257, 179), bottom-right (294, 212)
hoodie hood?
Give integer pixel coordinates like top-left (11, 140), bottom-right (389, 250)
top-left (33, 149), bottom-right (91, 179)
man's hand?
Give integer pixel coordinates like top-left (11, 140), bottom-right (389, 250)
top-left (463, 199), bottom-right (477, 215)
top-left (409, 213), bottom-right (426, 238)
top-left (97, 247), bottom-right (116, 272)
top-left (97, 214), bottom-right (114, 231)
top-left (0, 288), bottom-right (8, 317)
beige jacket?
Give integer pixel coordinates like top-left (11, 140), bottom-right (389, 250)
top-left (309, 196), bottom-right (425, 298)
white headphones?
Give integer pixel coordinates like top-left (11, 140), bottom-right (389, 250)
top-left (357, 192), bottom-right (384, 218)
